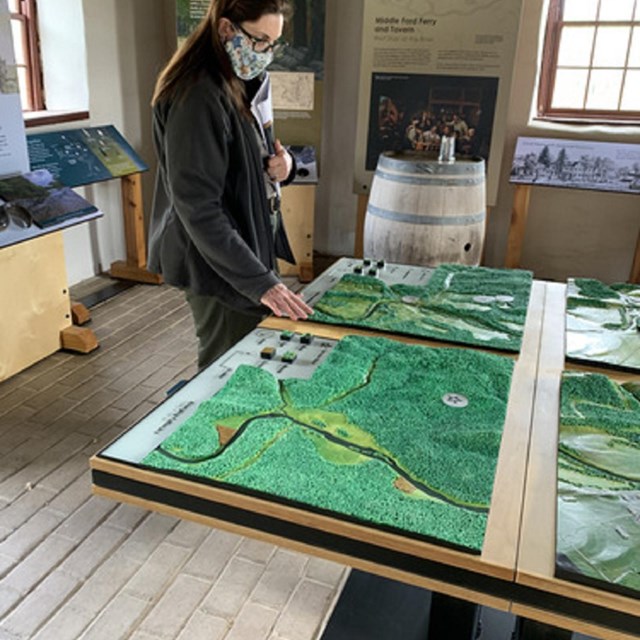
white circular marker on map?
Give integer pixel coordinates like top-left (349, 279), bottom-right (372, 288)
top-left (442, 393), bottom-right (469, 408)
top-left (473, 295), bottom-right (494, 304)
top-left (401, 296), bottom-right (420, 305)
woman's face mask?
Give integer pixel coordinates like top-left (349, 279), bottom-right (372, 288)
top-left (224, 33), bottom-right (274, 81)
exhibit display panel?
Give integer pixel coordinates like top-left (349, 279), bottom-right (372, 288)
top-left (27, 126), bottom-right (149, 188)
top-left (506, 138), bottom-right (640, 284)
top-left (511, 137), bottom-right (640, 195)
top-left (301, 258), bottom-right (533, 353)
top-left (0, 169), bottom-right (98, 229)
top-left (354, 0), bottom-right (524, 204)
top-left (0, 0), bottom-right (29, 177)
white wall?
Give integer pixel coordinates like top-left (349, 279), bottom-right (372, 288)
top-left (30, 0), bottom-right (172, 285)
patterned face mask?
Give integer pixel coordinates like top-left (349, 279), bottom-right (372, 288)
top-left (224, 34), bottom-right (274, 81)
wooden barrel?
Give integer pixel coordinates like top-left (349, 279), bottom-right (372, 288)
top-left (363, 152), bottom-right (486, 267)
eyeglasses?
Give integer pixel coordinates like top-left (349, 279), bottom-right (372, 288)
top-left (234, 23), bottom-right (288, 55)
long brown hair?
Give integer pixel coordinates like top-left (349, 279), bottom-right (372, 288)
top-left (152, 0), bottom-right (291, 111)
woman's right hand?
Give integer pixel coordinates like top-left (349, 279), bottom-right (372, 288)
top-left (260, 283), bottom-right (313, 321)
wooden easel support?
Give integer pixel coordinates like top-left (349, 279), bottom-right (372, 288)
top-left (354, 194), bottom-right (368, 259)
top-left (60, 326), bottom-right (99, 354)
top-left (507, 183), bottom-right (640, 283)
top-left (61, 302), bottom-right (98, 354)
top-left (505, 184), bottom-right (532, 270)
top-left (71, 302), bottom-right (91, 326)
top-left (631, 228), bottom-right (640, 284)
top-left (110, 172), bottom-right (163, 285)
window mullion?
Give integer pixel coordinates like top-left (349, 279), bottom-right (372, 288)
top-left (538, 0), bottom-right (564, 115)
top-left (583, 21), bottom-right (599, 110)
top-left (22, 0), bottom-right (44, 111)
top-left (619, 14), bottom-right (635, 110)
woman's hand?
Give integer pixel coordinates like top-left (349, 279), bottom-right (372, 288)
top-left (267, 139), bottom-right (292, 183)
top-left (260, 283), bottom-right (313, 321)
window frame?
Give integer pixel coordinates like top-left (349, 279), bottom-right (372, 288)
top-left (537, 0), bottom-right (640, 124)
top-left (10, 0), bottom-right (45, 112)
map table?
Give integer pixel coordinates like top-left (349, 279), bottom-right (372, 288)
top-left (89, 276), bottom-right (639, 638)
top-left (90, 280), bottom-right (545, 616)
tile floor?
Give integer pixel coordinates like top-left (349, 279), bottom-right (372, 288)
top-left (0, 282), bottom-right (348, 640)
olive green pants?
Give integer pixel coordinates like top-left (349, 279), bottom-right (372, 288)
top-left (185, 292), bottom-right (263, 370)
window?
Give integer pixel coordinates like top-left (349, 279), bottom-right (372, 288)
top-left (9, 0), bottom-right (44, 111)
top-left (538, 0), bottom-right (640, 122)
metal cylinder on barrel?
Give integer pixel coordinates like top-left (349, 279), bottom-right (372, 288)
top-left (363, 152), bottom-right (486, 267)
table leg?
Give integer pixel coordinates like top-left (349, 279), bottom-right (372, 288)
top-left (427, 591), bottom-right (481, 639)
top-left (321, 570), bottom-right (485, 640)
top-left (321, 570), bottom-right (431, 639)
top-left (514, 618), bottom-right (573, 640)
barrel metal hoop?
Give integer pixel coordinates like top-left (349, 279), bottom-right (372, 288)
top-left (367, 203), bottom-right (486, 226)
top-left (378, 154), bottom-right (485, 177)
top-left (375, 170), bottom-right (485, 187)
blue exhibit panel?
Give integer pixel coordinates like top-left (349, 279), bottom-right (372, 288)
top-left (27, 125), bottom-right (148, 188)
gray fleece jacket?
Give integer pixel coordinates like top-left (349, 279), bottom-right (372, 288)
top-left (148, 71), bottom-right (294, 313)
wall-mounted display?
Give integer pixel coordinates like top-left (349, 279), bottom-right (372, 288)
top-left (365, 73), bottom-right (498, 171)
top-left (270, 71), bottom-right (315, 111)
top-left (354, 0), bottom-right (523, 204)
top-left (511, 137), bottom-right (640, 194)
top-left (176, 0), bottom-right (208, 44)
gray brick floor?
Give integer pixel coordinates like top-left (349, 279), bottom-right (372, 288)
top-left (0, 283), bottom-right (348, 640)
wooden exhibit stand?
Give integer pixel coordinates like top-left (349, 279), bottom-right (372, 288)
top-left (355, 194), bottom-right (368, 259)
top-left (504, 184), bottom-right (532, 271)
top-left (277, 184), bottom-right (315, 282)
top-left (506, 183), bottom-right (640, 284)
top-left (111, 174), bottom-right (312, 285)
top-left (109, 173), bottom-right (163, 285)
top-left (0, 232), bottom-right (97, 383)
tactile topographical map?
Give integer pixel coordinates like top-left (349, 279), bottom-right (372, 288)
top-left (143, 335), bottom-right (515, 553)
top-left (557, 372), bottom-right (640, 598)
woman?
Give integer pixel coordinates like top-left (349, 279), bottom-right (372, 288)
top-left (149, 0), bottom-right (312, 369)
